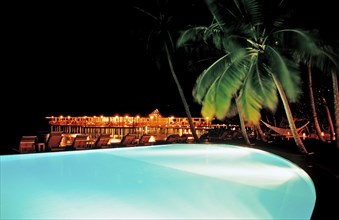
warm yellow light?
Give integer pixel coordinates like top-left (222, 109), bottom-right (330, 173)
top-left (149, 136), bottom-right (156, 142)
top-left (109, 138), bottom-right (120, 144)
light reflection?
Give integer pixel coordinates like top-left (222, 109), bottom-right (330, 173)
top-left (116, 144), bottom-right (296, 186)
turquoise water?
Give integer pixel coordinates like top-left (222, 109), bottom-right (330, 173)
top-left (1, 144), bottom-right (316, 219)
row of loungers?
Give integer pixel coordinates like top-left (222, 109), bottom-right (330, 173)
top-left (16, 132), bottom-right (194, 154)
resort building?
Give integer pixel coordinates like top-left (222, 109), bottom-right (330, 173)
top-left (45, 109), bottom-right (223, 146)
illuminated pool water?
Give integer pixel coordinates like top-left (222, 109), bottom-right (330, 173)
top-left (1, 144), bottom-right (316, 219)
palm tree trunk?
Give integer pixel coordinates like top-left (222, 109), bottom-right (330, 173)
top-left (272, 74), bottom-right (309, 154)
top-left (322, 96), bottom-right (335, 141)
top-left (164, 43), bottom-right (200, 143)
top-left (332, 71), bottom-right (339, 148)
top-left (235, 96), bottom-right (251, 145)
top-left (308, 64), bottom-right (326, 142)
top-left (255, 124), bottom-right (268, 142)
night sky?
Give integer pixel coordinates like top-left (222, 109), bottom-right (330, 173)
top-left (2, 0), bottom-right (338, 149)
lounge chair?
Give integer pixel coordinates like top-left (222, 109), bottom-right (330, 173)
top-left (93, 134), bottom-right (111, 148)
top-left (165, 134), bottom-right (181, 144)
top-left (45, 131), bottom-right (64, 151)
top-left (207, 129), bottom-right (232, 142)
top-left (137, 134), bottom-right (153, 146)
top-left (180, 134), bottom-right (194, 143)
top-left (18, 136), bottom-right (37, 153)
top-left (119, 134), bottom-right (137, 147)
top-left (69, 134), bottom-right (89, 150)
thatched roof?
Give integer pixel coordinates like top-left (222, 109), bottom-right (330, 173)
top-left (149, 109), bottom-right (162, 118)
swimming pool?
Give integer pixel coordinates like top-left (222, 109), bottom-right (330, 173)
top-left (1, 144), bottom-right (316, 219)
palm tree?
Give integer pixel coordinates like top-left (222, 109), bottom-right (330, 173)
top-left (332, 71), bottom-right (339, 148)
top-left (332, 70), bottom-right (339, 148)
top-left (322, 42), bottom-right (339, 148)
top-left (322, 96), bottom-right (335, 141)
top-left (234, 94), bottom-right (252, 145)
top-left (301, 41), bottom-right (339, 147)
top-left (307, 64), bottom-right (326, 142)
top-left (320, 43), bottom-right (339, 148)
top-left (177, 0), bottom-right (327, 154)
top-left (323, 40), bottom-right (339, 148)
top-left (132, 1), bottom-right (200, 142)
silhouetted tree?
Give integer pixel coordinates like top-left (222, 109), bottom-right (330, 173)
top-left (177, 0), bottom-right (330, 153)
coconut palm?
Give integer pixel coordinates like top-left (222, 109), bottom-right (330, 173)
top-left (177, 0), bottom-right (328, 154)
top-left (326, 41), bottom-right (339, 148)
top-left (305, 63), bottom-right (337, 143)
top-left (298, 37), bottom-right (339, 146)
top-left (320, 42), bottom-right (339, 148)
top-left (307, 64), bottom-right (326, 142)
top-left (332, 70), bottom-right (339, 148)
top-left (132, 1), bottom-right (200, 142)
top-left (315, 42), bottom-right (339, 147)
top-left (332, 71), bottom-right (339, 148)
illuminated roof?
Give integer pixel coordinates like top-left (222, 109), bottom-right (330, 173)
top-left (149, 109), bottom-right (162, 118)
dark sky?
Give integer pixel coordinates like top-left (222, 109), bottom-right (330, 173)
top-left (4, 1), bottom-right (209, 115)
top-left (2, 0), bottom-right (338, 148)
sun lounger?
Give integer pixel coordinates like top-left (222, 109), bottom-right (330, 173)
top-left (119, 134), bottom-right (137, 147)
top-left (18, 136), bottom-right (37, 153)
top-left (165, 134), bottom-right (181, 144)
top-left (137, 134), bottom-right (153, 146)
top-left (93, 134), bottom-right (111, 148)
top-left (70, 134), bottom-right (89, 150)
top-left (180, 134), bottom-right (194, 143)
top-left (46, 131), bottom-right (64, 151)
